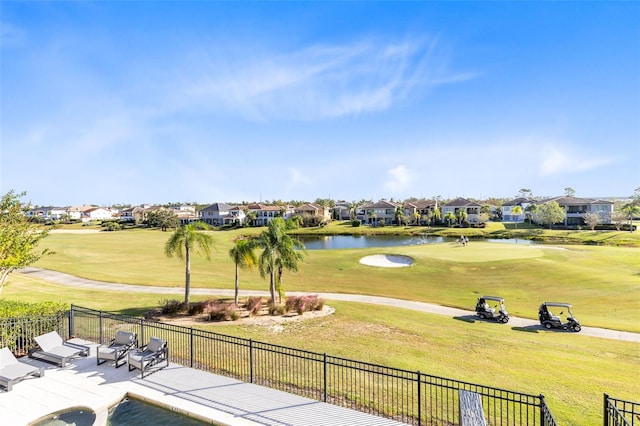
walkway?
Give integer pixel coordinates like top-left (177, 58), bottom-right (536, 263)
top-left (18, 267), bottom-right (640, 343)
top-left (0, 341), bottom-right (407, 426)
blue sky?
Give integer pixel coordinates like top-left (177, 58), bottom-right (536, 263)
top-left (1, 1), bottom-right (638, 206)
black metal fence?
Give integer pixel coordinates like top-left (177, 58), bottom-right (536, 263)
top-left (0, 312), bottom-right (68, 356)
top-left (4, 305), bottom-right (559, 426)
top-left (605, 394), bottom-right (640, 426)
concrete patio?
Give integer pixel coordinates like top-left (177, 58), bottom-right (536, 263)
top-left (0, 341), bottom-right (408, 426)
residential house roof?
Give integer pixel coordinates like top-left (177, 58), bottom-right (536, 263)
top-left (441, 198), bottom-right (481, 207)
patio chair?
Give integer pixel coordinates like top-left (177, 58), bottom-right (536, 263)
top-left (97, 331), bottom-right (138, 368)
top-left (127, 337), bottom-right (168, 378)
top-left (0, 347), bottom-right (44, 391)
top-left (30, 331), bottom-right (90, 367)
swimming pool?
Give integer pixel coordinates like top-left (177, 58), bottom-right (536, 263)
top-left (30, 396), bottom-right (213, 426)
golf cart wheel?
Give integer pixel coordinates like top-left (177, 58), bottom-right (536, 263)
top-left (544, 322), bottom-right (552, 329)
top-left (502, 317), bottom-right (509, 324)
top-left (573, 324), bottom-right (581, 332)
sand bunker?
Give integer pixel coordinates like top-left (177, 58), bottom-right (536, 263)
top-left (359, 254), bottom-right (414, 268)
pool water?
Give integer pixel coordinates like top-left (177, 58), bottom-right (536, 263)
top-left (108, 397), bottom-right (211, 425)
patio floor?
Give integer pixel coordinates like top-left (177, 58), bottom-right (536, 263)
top-left (0, 341), bottom-right (408, 426)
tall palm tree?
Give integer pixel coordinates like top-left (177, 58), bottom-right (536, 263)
top-left (228, 238), bottom-right (258, 305)
top-left (432, 207), bottom-right (441, 225)
top-left (164, 222), bottom-right (214, 304)
top-left (525, 204), bottom-right (538, 225)
top-left (621, 204), bottom-right (640, 232)
top-left (256, 217), bottom-right (306, 305)
top-left (511, 206), bottom-right (523, 229)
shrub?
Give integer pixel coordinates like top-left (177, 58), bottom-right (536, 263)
top-left (268, 304), bottom-right (286, 316)
top-left (159, 299), bottom-right (185, 315)
top-left (351, 219), bottom-right (361, 227)
top-left (284, 295), bottom-right (324, 315)
top-left (206, 300), bottom-right (238, 321)
top-left (244, 296), bottom-right (263, 316)
top-left (187, 301), bottom-right (208, 316)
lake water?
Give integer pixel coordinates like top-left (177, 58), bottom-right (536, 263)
top-left (298, 235), bottom-right (536, 250)
top-left (298, 235), bottom-right (451, 250)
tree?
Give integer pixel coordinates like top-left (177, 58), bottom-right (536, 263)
top-left (536, 201), bottom-right (566, 229)
top-left (582, 212), bottom-right (600, 230)
top-left (477, 212), bottom-right (490, 225)
top-left (394, 206), bottom-right (403, 226)
top-left (518, 188), bottom-right (533, 199)
top-left (510, 206), bottom-right (523, 229)
top-left (413, 212), bottom-right (421, 226)
top-left (456, 210), bottom-right (467, 225)
top-left (525, 204), bottom-right (538, 225)
top-left (164, 222), bottom-right (214, 304)
top-left (611, 211), bottom-right (627, 231)
top-left (564, 187), bottom-right (576, 197)
top-left (431, 207), bottom-right (441, 225)
top-left (0, 191), bottom-right (53, 292)
top-left (443, 212), bottom-right (456, 227)
top-left (621, 204), bottom-right (640, 233)
top-left (147, 208), bottom-right (179, 231)
top-left (228, 238), bottom-right (258, 305)
top-left (256, 217), bottom-right (306, 306)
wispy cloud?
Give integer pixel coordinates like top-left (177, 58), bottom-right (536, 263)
top-left (384, 165), bottom-right (413, 193)
top-left (184, 37), bottom-right (474, 121)
top-left (539, 145), bottom-right (615, 176)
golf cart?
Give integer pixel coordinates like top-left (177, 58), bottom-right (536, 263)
top-left (538, 302), bottom-right (581, 332)
top-left (475, 296), bottom-right (509, 323)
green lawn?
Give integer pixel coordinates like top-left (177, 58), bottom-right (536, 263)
top-left (4, 227), bottom-right (639, 425)
top-left (33, 228), bottom-right (640, 332)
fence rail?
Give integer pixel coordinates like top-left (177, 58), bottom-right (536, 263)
top-left (605, 394), bottom-right (640, 426)
top-left (2, 305), bottom-right (559, 426)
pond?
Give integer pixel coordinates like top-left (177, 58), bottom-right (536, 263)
top-left (297, 235), bottom-right (537, 250)
top-left (298, 234), bottom-right (451, 250)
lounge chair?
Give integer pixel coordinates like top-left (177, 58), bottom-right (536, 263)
top-left (0, 347), bottom-right (44, 391)
top-left (30, 331), bottom-right (90, 367)
top-left (97, 331), bottom-right (138, 368)
top-left (127, 337), bottom-right (168, 378)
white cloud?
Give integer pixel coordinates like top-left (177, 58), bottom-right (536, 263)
top-left (384, 165), bottom-right (413, 193)
top-left (184, 37), bottom-right (474, 121)
top-left (539, 145), bottom-right (614, 176)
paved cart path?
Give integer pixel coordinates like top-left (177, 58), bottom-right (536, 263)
top-left (19, 267), bottom-right (640, 343)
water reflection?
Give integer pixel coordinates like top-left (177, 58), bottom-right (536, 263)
top-left (298, 235), bottom-right (450, 250)
top-left (298, 235), bottom-right (537, 250)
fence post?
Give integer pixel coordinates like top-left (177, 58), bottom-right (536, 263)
top-left (323, 353), bottom-right (327, 403)
top-left (249, 339), bottom-right (254, 383)
top-left (69, 305), bottom-right (75, 339)
top-left (190, 328), bottom-right (194, 368)
top-left (140, 317), bottom-right (145, 347)
top-left (99, 310), bottom-right (103, 344)
top-left (417, 370), bottom-right (422, 426)
top-left (603, 393), bottom-right (608, 426)
top-left (540, 394), bottom-right (546, 426)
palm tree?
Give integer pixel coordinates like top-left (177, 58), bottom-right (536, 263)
top-left (443, 212), bottom-right (456, 227)
top-left (164, 222), bottom-right (214, 304)
top-left (525, 204), bottom-right (538, 225)
top-left (621, 204), bottom-right (640, 232)
top-left (432, 207), bottom-right (441, 225)
top-left (511, 206), bottom-right (523, 229)
top-left (256, 217), bottom-right (306, 305)
top-left (229, 238), bottom-right (258, 305)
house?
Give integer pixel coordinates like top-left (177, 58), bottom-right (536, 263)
top-left (502, 198), bottom-right (536, 222)
top-left (402, 200), bottom-right (439, 225)
top-left (333, 201), bottom-right (352, 221)
top-left (294, 203), bottom-right (332, 223)
top-left (440, 198), bottom-right (481, 224)
top-left (199, 203), bottom-right (239, 226)
top-left (82, 207), bottom-right (114, 222)
top-left (359, 200), bottom-right (401, 225)
top-left (247, 203), bottom-right (294, 226)
top-left (119, 206), bottom-right (147, 223)
top-left (536, 196), bottom-right (614, 226)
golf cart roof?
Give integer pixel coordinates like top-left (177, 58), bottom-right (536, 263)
top-left (542, 302), bottom-right (572, 308)
top-left (480, 296), bottom-right (504, 302)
